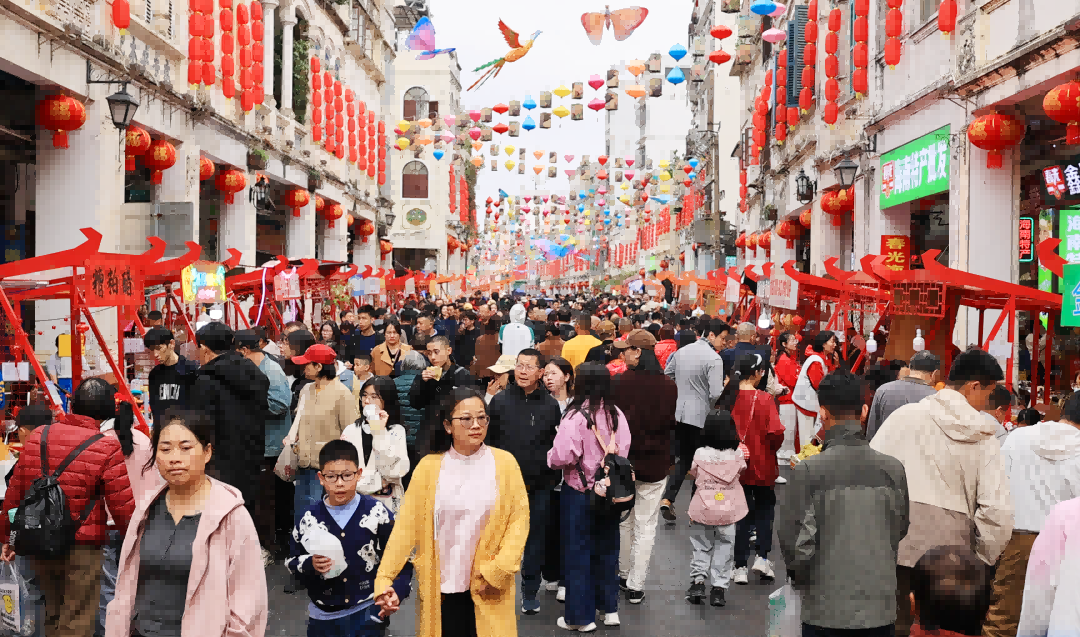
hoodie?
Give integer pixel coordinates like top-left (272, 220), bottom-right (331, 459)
top-left (498, 304), bottom-right (535, 358)
top-left (1000, 420), bottom-right (1080, 532)
top-left (687, 447), bottom-right (748, 526)
top-left (870, 388), bottom-right (1013, 567)
top-left (1017, 496), bottom-right (1080, 637)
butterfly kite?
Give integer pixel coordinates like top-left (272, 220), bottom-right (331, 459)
top-left (405, 17), bottom-right (456, 60)
top-left (581, 5), bottom-right (649, 44)
top-left (468, 20), bottom-right (542, 91)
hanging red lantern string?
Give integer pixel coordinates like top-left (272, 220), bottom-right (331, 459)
top-left (823, 5), bottom-right (841, 127)
top-left (112, 0), bottom-right (130, 33)
top-left (346, 88), bottom-right (358, 164)
top-left (801, 0), bottom-right (817, 117)
top-left (853, 0), bottom-right (869, 98)
top-left (236, 1), bottom-right (253, 111)
top-left (885, 0), bottom-right (903, 69)
top-left (187, 0), bottom-right (203, 87)
top-left (967, 112), bottom-right (1026, 169)
top-left (36, 95), bottom-right (87, 149)
top-left (125, 125), bottom-right (151, 171)
top-left (220, 0), bottom-right (234, 97)
top-left (251, 1), bottom-right (264, 106)
top-left (201, 0), bottom-right (216, 89)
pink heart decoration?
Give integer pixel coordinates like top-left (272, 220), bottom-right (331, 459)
top-left (626, 158), bottom-right (635, 166)
top-left (524, 196), bottom-right (531, 202)
top-left (625, 171), bottom-right (635, 180)
top-left (598, 156), bottom-right (608, 166)
top-left (564, 169), bottom-right (576, 177)
top-left (598, 188), bottom-right (608, 196)
top-left (588, 99), bottom-right (605, 111)
top-left (564, 154), bottom-right (575, 163)
top-left (469, 110), bottom-right (482, 122)
top-left (588, 74), bottom-right (604, 90)
top-left (543, 196), bottom-right (549, 203)
top-left (443, 114), bottom-right (456, 127)
top-left (522, 207), bottom-right (531, 213)
top-left (469, 127), bottom-right (482, 140)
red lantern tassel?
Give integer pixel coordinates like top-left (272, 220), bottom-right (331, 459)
top-left (832, 214), bottom-right (843, 227)
top-left (151, 170), bottom-right (163, 185)
top-left (51, 131), bottom-right (68, 149)
top-left (293, 207), bottom-right (301, 217)
top-left (1069, 122), bottom-right (1080, 145)
top-left (987, 150), bottom-right (1003, 169)
top-left (126, 156), bottom-right (136, 171)
top-left (328, 218), bottom-right (335, 228)
top-left (224, 193), bottom-right (235, 204)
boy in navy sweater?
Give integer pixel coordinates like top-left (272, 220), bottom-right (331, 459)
top-left (286, 440), bottom-right (412, 636)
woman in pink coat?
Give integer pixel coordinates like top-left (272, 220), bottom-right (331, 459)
top-left (105, 409), bottom-right (267, 637)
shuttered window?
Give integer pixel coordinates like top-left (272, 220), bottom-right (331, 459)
top-left (402, 161), bottom-right (429, 199)
top-left (785, 5), bottom-right (810, 108)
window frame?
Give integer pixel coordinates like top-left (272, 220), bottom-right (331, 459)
top-left (401, 160), bottom-right (430, 199)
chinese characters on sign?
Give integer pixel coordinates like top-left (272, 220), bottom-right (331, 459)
top-left (1041, 159), bottom-right (1080, 203)
top-left (274, 269), bottom-right (302, 301)
top-left (1061, 263), bottom-right (1080, 328)
top-left (880, 235), bottom-right (911, 271)
top-left (762, 274), bottom-right (799, 310)
top-left (78, 260), bottom-right (143, 306)
top-left (1058, 208), bottom-right (1080, 265)
top-left (1019, 217), bottom-right (1034, 263)
top-left (180, 262), bottom-right (226, 304)
top-left (879, 126), bottom-right (951, 209)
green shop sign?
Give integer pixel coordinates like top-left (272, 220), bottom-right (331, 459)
top-left (1062, 263), bottom-right (1080, 327)
top-left (879, 125), bottom-right (951, 209)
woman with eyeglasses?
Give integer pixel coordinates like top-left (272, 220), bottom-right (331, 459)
top-left (341, 376), bottom-right (410, 514)
top-left (373, 387), bottom-right (529, 637)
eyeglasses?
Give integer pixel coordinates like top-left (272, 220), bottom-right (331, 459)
top-left (321, 471), bottom-right (357, 482)
top-left (452, 415), bottom-right (490, 426)
top-left (515, 363), bottom-right (539, 372)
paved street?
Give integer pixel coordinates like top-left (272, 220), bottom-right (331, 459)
top-left (267, 468), bottom-right (790, 636)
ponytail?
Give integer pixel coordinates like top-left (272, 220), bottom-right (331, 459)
top-left (716, 352), bottom-right (766, 412)
top-left (717, 370), bottom-right (742, 412)
top-left (113, 400), bottom-right (136, 457)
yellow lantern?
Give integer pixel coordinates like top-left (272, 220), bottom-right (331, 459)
top-left (584, 220), bottom-right (591, 226)
top-left (553, 85), bottom-right (571, 98)
top-left (553, 105), bottom-right (570, 118)
top-left (418, 118), bottom-right (433, 128)
top-left (395, 137), bottom-right (410, 150)
top-left (505, 160), bottom-right (515, 170)
top-left (658, 160), bottom-right (670, 168)
top-left (583, 210), bottom-right (591, 217)
top-left (619, 195), bottom-right (629, 203)
top-left (397, 119), bottom-right (412, 132)
top-left (505, 145), bottom-right (516, 156)
top-left (620, 182), bottom-right (629, 190)
top-left (659, 171), bottom-right (671, 181)
top-left (625, 85), bottom-right (647, 98)
top-left (660, 184), bottom-right (671, 193)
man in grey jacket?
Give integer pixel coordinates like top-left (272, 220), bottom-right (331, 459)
top-left (866, 350), bottom-right (940, 441)
top-left (658, 319), bottom-right (729, 522)
top-left (778, 370), bottom-right (909, 637)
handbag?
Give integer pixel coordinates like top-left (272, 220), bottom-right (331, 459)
top-left (274, 390), bottom-right (307, 482)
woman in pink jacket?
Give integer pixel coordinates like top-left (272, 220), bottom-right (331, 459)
top-left (105, 409), bottom-right (267, 637)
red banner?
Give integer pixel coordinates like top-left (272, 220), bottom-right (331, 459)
top-left (880, 235), bottom-right (910, 271)
top-left (78, 259), bottom-right (144, 306)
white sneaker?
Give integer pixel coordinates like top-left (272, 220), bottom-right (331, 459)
top-left (556, 586), bottom-right (566, 602)
top-left (546, 580), bottom-right (560, 592)
top-left (733, 566), bottom-right (749, 585)
top-left (557, 617), bottom-right (597, 632)
top-left (753, 556), bottom-right (776, 580)
top-left (775, 475), bottom-right (788, 484)
top-left (603, 612), bottom-right (620, 626)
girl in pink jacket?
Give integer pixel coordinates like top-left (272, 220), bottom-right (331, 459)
top-left (685, 409), bottom-right (749, 608)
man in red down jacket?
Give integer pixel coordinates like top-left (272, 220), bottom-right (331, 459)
top-left (0, 381), bottom-right (135, 636)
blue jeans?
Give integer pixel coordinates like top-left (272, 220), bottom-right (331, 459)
top-left (294, 468), bottom-right (323, 524)
top-left (520, 488), bottom-right (551, 600)
top-left (561, 486), bottom-right (619, 625)
top-left (95, 530), bottom-right (122, 637)
top-left (307, 606), bottom-right (387, 636)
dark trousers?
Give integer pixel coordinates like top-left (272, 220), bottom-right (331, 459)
top-left (803, 623), bottom-right (895, 637)
top-left (662, 422), bottom-right (702, 503)
top-left (562, 486), bottom-right (620, 625)
top-left (307, 607), bottom-right (387, 636)
top-left (521, 487), bottom-right (551, 600)
top-left (543, 487), bottom-right (563, 584)
top-left (895, 565), bottom-right (914, 637)
top-left (252, 457), bottom-right (292, 552)
top-left (441, 592), bottom-right (477, 637)
top-left (734, 484), bottom-right (777, 567)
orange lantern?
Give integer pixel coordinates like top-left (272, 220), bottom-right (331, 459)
top-left (35, 95), bottom-right (87, 149)
top-left (215, 168), bottom-right (247, 204)
top-left (199, 156), bottom-right (215, 181)
top-left (324, 202), bottom-right (344, 228)
top-left (315, 195), bottom-right (326, 213)
top-left (380, 239), bottom-right (393, 256)
top-left (124, 125), bottom-right (151, 171)
top-left (747, 232), bottom-right (759, 252)
top-left (346, 214), bottom-right (354, 227)
top-left (799, 208), bottom-right (812, 229)
top-left (776, 219), bottom-right (803, 247)
top-left (282, 188), bottom-right (310, 217)
top-left (967, 112), bottom-right (1026, 169)
top-left (1043, 80), bottom-right (1080, 144)
top-left (758, 229), bottom-right (772, 253)
top-left (143, 139), bottom-right (177, 184)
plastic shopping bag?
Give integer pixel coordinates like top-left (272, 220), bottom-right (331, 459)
top-left (274, 443), bottom-right (298, 483)
top-left (0, 561), bottom-right (33, 636)
top-left (766, 583), bottom-right (801, 637)
top-left (300, 526), bottom-right (348, 580)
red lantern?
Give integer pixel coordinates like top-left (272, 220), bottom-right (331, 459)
top-left (884, 38), bottom-right (902, 68)
top-left (938, 0), bottom-right (957, 34)
top-left (853, 68), bottom-right (868, 97)
top-left (828, 8), bottom-right (841, 31)
top-left (805, 19), bottom-right (818, 43)
top-left (854, 17), bottom-right (868, 43)
top-left (788, 106), bottom-right (799, 126)
top-left (35, 95), bottom-right (87, 149)
top-left (739, 170), bottom-right (748, 186)
top-left (886, 9), bottom-right (903, 37)
top-left (735, 232), bottom-right (747, 252)
top-left (804, 42), bottom-right (817, 67)
top-left (759, 230), bottom-right (772, 252)
top-left (311, 56), bottom-right (320, 74)
top-left (358, 219), bottom-right (375, 242)
top-left (710, 25), bottom-right (732, 39)
top-left (324, 203), bottom-right (343, 228)
top-left (967, 112), bottom-right (1026, 169)
top-left (282, 188), bottom-right (310, 217)
top-left (853, 43), bottom-right (869, 69)
top-left (215, 168), bottom-right (247, 204)
top-left (113, 0), bottom-right (130, 32)
top-left (775, 122), bottom-right (787, 143)
top-left (199, 156), bottom-right (215, 181)
top-left (824, 78), bottom-right (839, 102)
top-left (143, 140), bottom-right (177, 184)
top-left (777, 219), bottom-right (803, 248)
top-left (678, 253), bottom-right (685, 262)
top-left (709, 49), bottom-right (731, 64)
top-left (823, 102), bottom-right (838, 125)
top-left (380, 239), bottom-right (393, 256)
top-left (124, 125), bottom-right (151, 171)
top-left (800, 208), bottom-right (812, 229)
top-left (1044, 80), bottom-right (1080, 144)
top-left (825, 32), bottom-right (838, 55)
top-left (747, 233), bottom-right (759, 252)
top-left (824, 54), bottom-right (839, 79)
top-left (802, 65), bottom-right (815, 89)
top-left (799, 88), bottom-right (813, 112)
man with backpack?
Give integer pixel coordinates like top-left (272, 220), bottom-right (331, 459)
top-left (0, 379), bottom-right (136, 637)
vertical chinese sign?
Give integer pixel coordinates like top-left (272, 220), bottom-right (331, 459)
top-left (77, 259), bottom-right (144, 306)
top-left (880, 235), bottom-right (910, 271)
top-left (1018, 217), bottom-right (1034, 263)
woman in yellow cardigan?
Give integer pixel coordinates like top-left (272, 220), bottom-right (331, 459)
top-left (374, 386), bottom-right (529, 637)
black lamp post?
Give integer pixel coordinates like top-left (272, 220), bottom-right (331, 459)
top-left (833, 159), bottom-right (859, 188)
top-left (795, 169), bottom-right (816, 203)
top-left (106, 87), bottom-right (139, 130)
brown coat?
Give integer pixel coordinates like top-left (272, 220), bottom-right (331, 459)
top-left (370, 342), bottom-right (413, 377)
top-left (472, 334), bottom-right (501, 379)
top-left (536, 336), bottom-right (565, 360)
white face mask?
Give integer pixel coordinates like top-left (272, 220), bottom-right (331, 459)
top-left (1073, 386), bottom-right (1080, 393)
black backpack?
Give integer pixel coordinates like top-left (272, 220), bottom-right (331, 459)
top-left (10, 425), bottom-right (103, 558)
top-left (576, 406), bottom-right (636, 523)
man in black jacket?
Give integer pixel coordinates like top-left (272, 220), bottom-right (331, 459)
top-left (721, 321), bottom-right (774, 390)
top-left (192, 322), bottom-right (270, 511)
top-left (486, 348), bottom-right (562, 615)
top-left (409, 336), bottom-right (479, 457)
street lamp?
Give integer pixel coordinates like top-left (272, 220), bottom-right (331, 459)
top-left (106, 87), bottom-right (139, 131)
top-left (795, 169), bottom-right (816, 203)
top-left (833, 159), bottom-right (859, 188)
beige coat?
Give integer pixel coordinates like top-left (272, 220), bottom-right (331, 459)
top-left (870, 388), bottom-right (1013, 566)
top-left (294, 379), bottom-right (359, 468)
top-left (370, 342), bottom-right (413, 377)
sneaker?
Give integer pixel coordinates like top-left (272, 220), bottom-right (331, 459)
top-left (710, 586), bottom-right (726, 607)
top-left (626, 589), bottom-right (645, 604)
top-left (732, 566), bottom-right (749, 585)
top-left (618, 576), bottom-right (628, 591)
top-left (522, 598), bottom-right (541, 615)
top-left (752, 556), bottom-right (776, 581)
top-left (260, 547), bottom-right (274, 567)
top-left (557, 617), bottom-right (597, 632)
top-left (546, 580), bottom-right (561, 592)
top-left (660, 500), bottom-right (676, 522)
top-left (685, 579), bottom-right (706, 604)
top-left (557, 586), bottom-right (566, 602)
top-left (775, 475), bottom-right (788, 484)
top-left (603, 612), bottom-right (620, 626)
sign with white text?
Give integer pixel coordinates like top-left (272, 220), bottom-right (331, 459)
top-left (880, 125), bottom-right (950, 209)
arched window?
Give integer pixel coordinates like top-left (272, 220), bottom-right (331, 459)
top-left (403, 87), bottom-right (438, 121)
top-left (402, 161), bottom-right (429, 199)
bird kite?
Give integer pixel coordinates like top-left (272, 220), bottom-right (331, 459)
top-left (468, 20), bottom-right (542, 91)
top-left (405, 16), bottom-right (456, 59)
top-left (580, 6), bottom-right (649, 44)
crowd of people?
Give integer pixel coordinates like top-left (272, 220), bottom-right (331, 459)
top-left (0, 290), bottom-right (1078, 637)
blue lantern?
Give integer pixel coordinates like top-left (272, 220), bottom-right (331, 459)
top-left (667, 67), bottom-right (685, 85)
top-left (617, 221), bottom-right (624, 227)
top-left (433, 149), bottom-right (444, 160)
top-left (523, 96), bottom-right (537, 110)
top-left (750, 0), bottom-right (779, 14)
top-left (522, 115), bottom-right (536, 130)
top-left (688, 172), bottom-right (697, 180)
top-left (604, 219), bottom-right (611, 225)
top-left (604, 209), bottom-right (611, 215)
top-left (577, 204), bottom-right (585, 212)
top-left (669, 43), bottom-right (688, 61)
top-left (689, 158), bottom-right (700, 169)
top-left (579, 190), bottom-right (586, 199)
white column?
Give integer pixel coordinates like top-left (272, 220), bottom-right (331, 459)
top-left (261, 0), bottom-right (278, 107)
top-left (319, 214), bottom-right (348, 261)
top-left (155, 144), bottom-right (200, 256)
top-left (287, 192), bottom-right (316, 257)
top-left (352, 228), bottom-right (378, 269)
top-left (280, 16), bottom-right (296, 115)
top-left (218, 173), bottom-right (256, 268)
